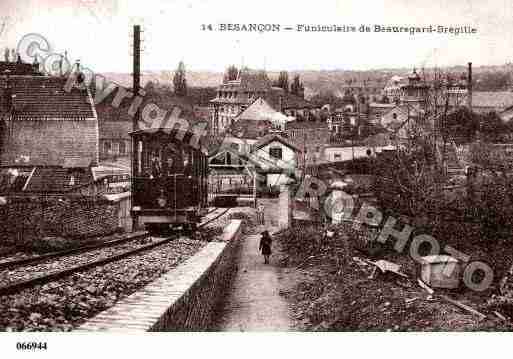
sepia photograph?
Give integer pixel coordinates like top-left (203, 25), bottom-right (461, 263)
top-left (0, 0), bottom-right (512, 357)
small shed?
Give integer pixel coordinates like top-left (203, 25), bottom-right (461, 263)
top-left (420, 255), bottom-right (461, 289)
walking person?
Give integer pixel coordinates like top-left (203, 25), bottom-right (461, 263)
top-left (259, 230), bottom-right (272, 264)
top-left (257, 203), bottom-right (265, 225)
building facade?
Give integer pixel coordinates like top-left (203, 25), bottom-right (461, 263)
top-left (210, 69), bottom-right (271, 134)
top-left (284, 120), bottom-right (331, 166)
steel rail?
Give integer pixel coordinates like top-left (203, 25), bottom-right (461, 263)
top-left (0, 207), bottom-right (230, 297)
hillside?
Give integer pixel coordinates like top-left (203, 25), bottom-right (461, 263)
top-left (100, 63), bottom-right (513, 99)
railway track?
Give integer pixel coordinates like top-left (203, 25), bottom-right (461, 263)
top-left (0, 207), bottom-right (221, 272)
top-left (0, 232), bottom-right (149, 271)
top-left (0, 207), bottom-right (230, 297)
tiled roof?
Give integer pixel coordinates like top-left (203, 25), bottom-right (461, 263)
top-left (23, 167), bottom-right (95, 193)
top-left (234, 98), bottom-right (285, 122)
top-left (0, 75), bottom-right (95, 118)
top-left (0, 61), bottom-right (42, 76)
top-left (253, 134), bottom-right (301, 152)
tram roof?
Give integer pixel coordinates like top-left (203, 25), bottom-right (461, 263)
top-left (129, 128), bottom-right (208, 153)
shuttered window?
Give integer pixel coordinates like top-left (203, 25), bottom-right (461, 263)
top-left (269, 147), bottom-right (282, 160)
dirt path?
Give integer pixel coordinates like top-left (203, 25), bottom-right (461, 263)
top-left (215, 222), bottom-right (292, 331)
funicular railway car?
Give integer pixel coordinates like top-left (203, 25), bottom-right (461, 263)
top-left (130, 128), bottom-right (208, 233)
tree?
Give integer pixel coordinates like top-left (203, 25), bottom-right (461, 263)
top-left (290, 74), bottom-right (304, 97)
top-left (374, 142), bottom-right (442, 219)
top-left (480, 112), bottom-right (509, 143)
top-left (223, 65), bottom-right (239, 83)
top-left (173, 61), bottom-right (187, 97)
top-left (274, 71), bottom-right (289, 92)
top-left (310, 90), bottom-right (345, 109)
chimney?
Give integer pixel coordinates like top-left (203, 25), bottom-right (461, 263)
top-left (467, 62), bottom-right (473, 112)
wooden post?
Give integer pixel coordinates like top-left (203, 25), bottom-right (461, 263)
top-left (130, 25), bottom-right (141, 232)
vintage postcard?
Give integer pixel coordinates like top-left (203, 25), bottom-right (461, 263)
top-left (0, 0), bottom-right (511, 357)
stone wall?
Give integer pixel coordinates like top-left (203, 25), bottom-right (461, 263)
top-left (0, 197), bottom-right (120, 243)
top-left (76, 219), bottom-right (243, 332)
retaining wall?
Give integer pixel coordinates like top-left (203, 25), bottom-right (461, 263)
top-left (76, 219), bottom-right (243, 332)
top-left (0, 198), bottom-right (119, 243)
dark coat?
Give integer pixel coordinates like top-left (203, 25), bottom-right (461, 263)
top-left (259, 233), bottom-right (272, 255)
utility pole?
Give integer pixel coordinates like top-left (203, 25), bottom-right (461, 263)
top-left (131, 24), bottom-right (141, 232)
top-left (132, 25), bottom-right (141, 133)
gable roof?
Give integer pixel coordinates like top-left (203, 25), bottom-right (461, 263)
top-left (234, 97), bottom-right (291, 124)
top-left (0, 75), bottom-right (95, 118)
top-left (253, 134), bottom-right (301, 153)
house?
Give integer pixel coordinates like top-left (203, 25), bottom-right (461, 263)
top-left (369, 103), bottom-right (397, 124)
top-left (324, 146), bottom-right (372, 162)
top-left (0, 70), bottom-right (100, 196)
top-left (0, 75), bottom-right (98, 167)
top-left (329, 107), bottom-right (359, 135)
top-left (383, 75), bottom-right (406, 102)
top-left (210, 69), bottom-right (271, 134)
top-left (223, 118), bottom-right (273, 154)
top-left (250, 134), bottom-right (301, 187)
top-left (98, 121), bottom-right (131, 162)
top-left (210, 68), bottom-right (318, 134)
top-left (284, 120), bottom-right (331, 166)
top-left (267, 87), bottom-right (319, 119)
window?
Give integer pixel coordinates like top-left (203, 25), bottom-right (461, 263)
top-left (392, 113), bottom-right (397, 120)
top-left (119, 141), bottom-right (126, 155)
top-left (230, 143), bottom-right (239, 151)
top-left (104, 141), bottom-right (111, 153)
top-left (269, 147), bottom-right (282, 160)
top-left (112, 142), bottom-right (119, 154)
top-left (334, 154), bottom-right (341, 160)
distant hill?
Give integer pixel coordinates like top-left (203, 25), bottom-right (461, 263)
top-left (100, 63), bottom-right (513, 100)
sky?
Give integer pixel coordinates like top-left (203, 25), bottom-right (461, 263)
top-left (0, 0), bottom-right (513, 73)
